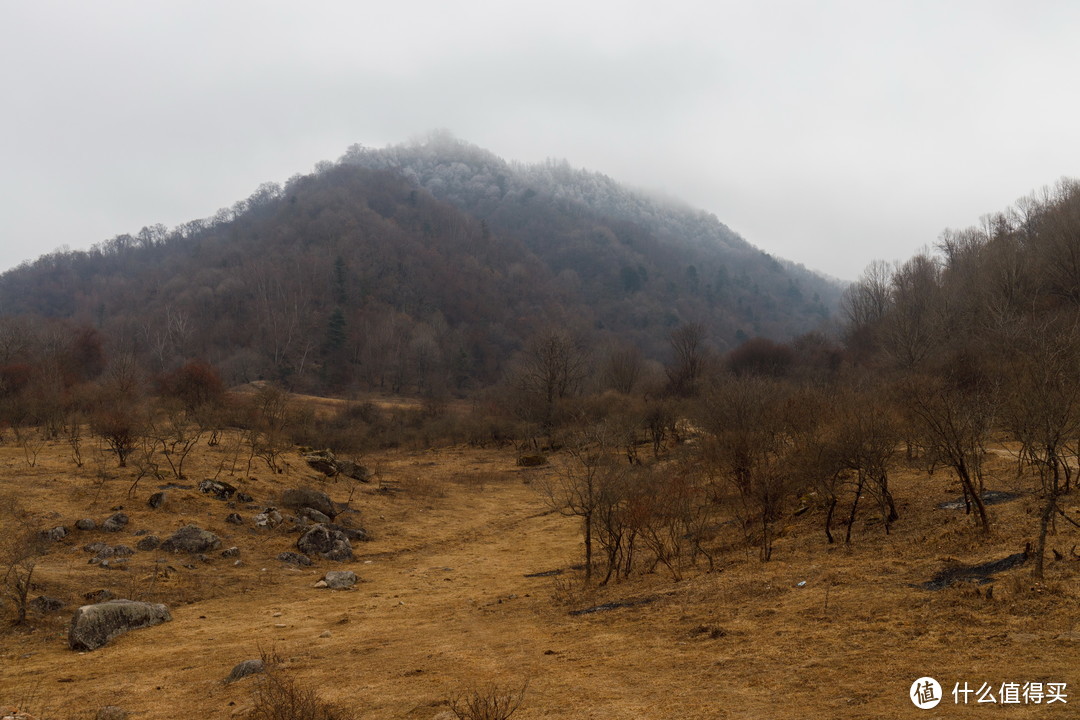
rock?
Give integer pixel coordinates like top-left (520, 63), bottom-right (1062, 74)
top-left (98, 558), bottom-right (128, 570)
top-left (29, 595), bottom-right (64, 614)
top-left (2, 709), bottom-right (38, 720)
top-left (313, 580), bottom-right (328, 588)
top-left (281, 488), bottom-right (337, 519)
top-left (236, 492), bottom-right (254, 503)
top-left (277, 551), bottom-right (312, 566)
top-left (160, 525), bottom-right (221, 554)
top-left (321, 570), bottom-right (357, 590)
top-left (101, 513), bottom-right (129, 532)
top-left (254, 508), bottom-right (283, 529)
top-left (68, 599), bottom-right (172, 651)
top-left (337, 459), bottom-right (370, 482)
top-left (326, 522), bottom-right (368, 542)
top-left (111, 545), bottom-right (135, 557)
top-left (135, 535), bottom-right (161, 551)
top-left (75, 518), bottom-right (96, 531)
top-left (225, 512), bottom-right (244, 525)
top-left (221, 546), bottom-right (240, 558)
top-left (302, 450), bottom-right (339, 477)
top-left (319, 630), bottom-right (332, 638)
top-left (84, 542), bottom-right (112, 556)
top-left (83, 589), bottom-right (115, 603)
top-left (298, 507), bottom-right (332, 525)
top-left (198, 479), bottom-right (237, 501)
top-left (297, 524), bottom-right (353, 562)
top-left (41, 526), bottom-right (67, 542)
top-left (147, 491), bottom-right (166, 509)
top-left (223, 658), bottom-right (265, 684)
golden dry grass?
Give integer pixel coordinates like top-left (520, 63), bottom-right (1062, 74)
top-left (0, 429), bottom-right (1078, 719)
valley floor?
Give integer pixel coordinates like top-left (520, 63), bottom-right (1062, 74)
top-left (1, 439), bottom-right (1078, 719)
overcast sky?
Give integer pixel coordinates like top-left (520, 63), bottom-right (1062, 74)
top-left (3, 1), bottom-right (1080, 281)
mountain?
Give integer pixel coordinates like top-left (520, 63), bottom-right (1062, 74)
top-left (0, 135), bottom-right (843, 394)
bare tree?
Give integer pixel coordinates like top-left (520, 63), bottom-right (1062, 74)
top-left (0, 497), bottom-right (48, 625)
top-left (666, 323), bottom-right (707, 397)
top-left (998, 312), bottom-right (1080, 578)
top-left (899, 365), bottom-right (995, 534)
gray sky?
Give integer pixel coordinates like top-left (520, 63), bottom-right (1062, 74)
top-left (3, 1), bottom-right (1080, 281)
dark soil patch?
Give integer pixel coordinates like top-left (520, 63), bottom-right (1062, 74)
top-left (920, 552), bottom-right (1028, 590)
top-left (938, 490), bottom-right (1020, 510)
top-left (569, 595), bottom-right (660, 616)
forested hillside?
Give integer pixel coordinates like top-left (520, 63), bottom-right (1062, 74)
top-left (0, 137), bottom-right (840, 395)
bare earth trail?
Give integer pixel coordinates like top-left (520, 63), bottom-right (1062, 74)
top-left (3, 444), bottom-right (1079, 719)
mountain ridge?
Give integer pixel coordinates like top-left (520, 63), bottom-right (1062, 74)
top-left (0, 137), bottom-right (844, 393)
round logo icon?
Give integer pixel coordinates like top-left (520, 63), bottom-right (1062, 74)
top-left (910, 677), bottom-right (942, 709)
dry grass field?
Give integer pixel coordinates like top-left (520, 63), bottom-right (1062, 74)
top-left (1, 417), bottom-right (1078, 719)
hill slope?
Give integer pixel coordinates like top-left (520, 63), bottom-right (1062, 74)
top-left (0, 137), bottom-right (842, 392)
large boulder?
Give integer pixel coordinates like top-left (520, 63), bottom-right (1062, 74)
top-left (280, 488), bottom-right (337, 519)
top-left (160, 525), bottom-right (221, 554)
top-left (68, 599), bottom-right (171, 651)
top-left (296, 524), bottom-right (353, 562)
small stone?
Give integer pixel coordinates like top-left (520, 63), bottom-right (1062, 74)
top-left (319, 630), bottom-right (332, 638)
top-left (147, 492), bottom-right (166, 509)
top-left (41, 526), bottom-right (67, 542)
top-left (29, 595), bottom-right (64, 614)
top-left (321, 570), bottom-right (358, 590)
top-left (221, 546), bottom-right (240, 558)
top-left (225, 513), bottom-right (244, 525)
top-left (277, 552), bottom-right (312, 566)
top-left (135, 536), bottom-right (161, 552)
top-left (76, 518), bottom-right (97, 531)
top-left (101, 513), bottom-right (129, 532)
top-left (223, 658), bottom-right (265, 684)
top-left (254, 508), bottom-right (283, 529)
top-left (313, 580), bottom-right (328, 588)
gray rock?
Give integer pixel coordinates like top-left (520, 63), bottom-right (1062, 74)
top-left (29, 595), bottom-right (65, 613)
top-left (135, 535), bottom-right (161, 551)
top-left (98, 558), bottom-right (129, 570)
top-left (160, 525), bottom-right (221, 554)
top-left (84, 542), bottom-right (112, 556)
top-left (254, 508), bottom-right (283, 528)
top-left (297, 524), bottom-right (353, 562)
top-left (198, 479), bottom-right (237, 501)
top-left (236, 492), bottom-right (254, 503)
top-left (68, 599), bottom-right (172, 651)
top-left (225, 512), bottom-right (244, 525)
top-left (41, 526), bottom-right (67, 542)
top-left (298, 507), bottom-right (332, 524)
top-left (221, 546), bottom-right (240, 558)
top-left (76, 518), bottom-right (97, 531)
top-left (337, 459), bottom-right (370, 482)
top-left (302, 450), bottom-right (339, 477)
top-left (277, 551), bottom-right (313, 566)
top-left (281, 488), bottom-right (337, 519)
top-left (327, 522), bottom-right (368, 543)
top-left (111, 545), bottom-right (135, 557)
top-left (147, 491), bottom-right (166, 509)
top-left (224, 658), bottom-right (265, 684)
top-left (321, 570), bottom-right (358, 590)
top-left (102, 513), bottom-right (129, 532)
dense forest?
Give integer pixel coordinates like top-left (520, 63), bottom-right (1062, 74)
top-left (0, 136), bottom-right (840, 396)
